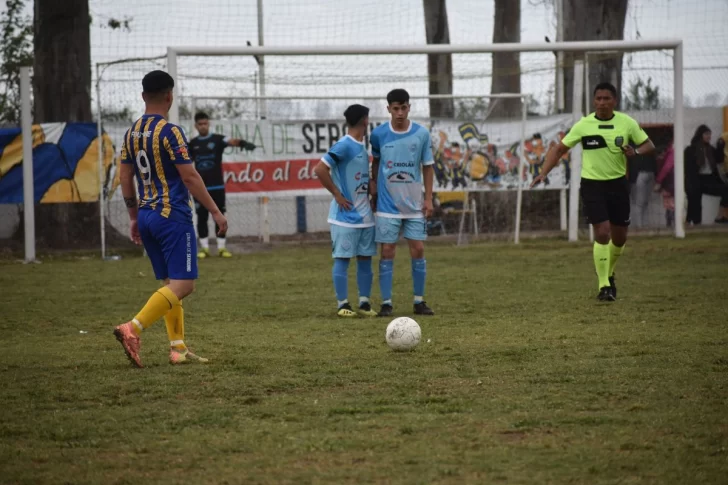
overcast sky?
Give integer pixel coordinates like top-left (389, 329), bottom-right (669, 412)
top-left (21, 0), bottom-right (726, 119)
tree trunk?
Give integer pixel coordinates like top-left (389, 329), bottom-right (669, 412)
top-left (562, 0), bottom-right (629, 114)
top-left (423, 0), bottom-right (454, 118)
top-left (32, 0), bottom-right (97, 250)
top-left (489, 0), bottom-right (521, 118)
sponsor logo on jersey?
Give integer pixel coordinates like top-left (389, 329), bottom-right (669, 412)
top-left (387, 172), bottom-right (415, 183)
top-left (386, 160), bottom-right (416, 169)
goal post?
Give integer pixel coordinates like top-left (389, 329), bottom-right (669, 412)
top-left (164, 39), bottom-right (684, 242)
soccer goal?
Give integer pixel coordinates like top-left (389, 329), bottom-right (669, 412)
top-left (164, 40), bottom-right (685, 244)
top-left (88, 39), bottom-right (686, 258)
top-left (182, 92), bottom-right (545, 246)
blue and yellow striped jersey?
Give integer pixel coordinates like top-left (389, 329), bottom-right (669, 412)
top-left (120, 114), bottom-right (194, 223)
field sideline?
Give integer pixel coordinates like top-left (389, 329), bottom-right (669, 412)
top-left (1, 234), bottom-right (726, 484)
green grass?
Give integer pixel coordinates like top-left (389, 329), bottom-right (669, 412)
top-left (1, 234), bottom-right (727, 484)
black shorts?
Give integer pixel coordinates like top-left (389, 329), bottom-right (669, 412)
top-left (195, 188), bottom-right (226, 215)
top-left (580, 177), bottom-right (630, 226)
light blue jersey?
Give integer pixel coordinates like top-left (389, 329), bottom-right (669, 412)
top-left (371, 121), bottom-right (434, 218)
top-left (322, 135), bottom-right (374, 228)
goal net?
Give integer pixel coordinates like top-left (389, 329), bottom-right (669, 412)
top-left (95, 40), bottom-right (685, 256)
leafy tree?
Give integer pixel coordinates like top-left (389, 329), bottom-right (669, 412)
top-left (0, 0), bottom-right (33, 125)
top-left (623, 76), bottom-right (660, 110)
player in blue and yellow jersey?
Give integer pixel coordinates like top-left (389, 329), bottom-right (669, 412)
top-left (113, 70), bottom-right (228, 368)
top-left (533, 82), bottom-right (655, 301)
top-left (314, 104), bottom-right (378, 318)
top-left (370, 89), bottom-right (435, 317)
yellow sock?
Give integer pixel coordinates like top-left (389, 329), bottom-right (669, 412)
top-left (164, 301), bottom-right (186, 351)
top-left (132, 286), bottom-right (179, 335)
top-left (593, 242), bottom-right (611, 289)
top-left (608, 240), bottom-right (624, 277)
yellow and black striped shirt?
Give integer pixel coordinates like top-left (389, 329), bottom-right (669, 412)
top-left (120, 114), bottom-right (194, 223)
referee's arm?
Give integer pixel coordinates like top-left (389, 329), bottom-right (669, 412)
top-left (531, 141), bottom-right (571, 188)
top-left (621, 119), bottom-right (655, 158)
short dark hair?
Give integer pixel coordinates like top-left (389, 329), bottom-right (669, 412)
top-left (194, 112), bottom-right (209, 122)
top-left (593, 82), bottom-right (617, 98)
top-left (387, 88), bottom-right (410, 105)
top-left (142, 70), bottom-right (174, 94)
top-left (343, 104), bottom-right (369, 126)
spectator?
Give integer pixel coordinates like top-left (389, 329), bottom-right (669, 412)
top-left (654, 142), bottom-right (675, 227)
top-left (629, 142), bottom-right (657, 228)
top-left (684, 125), bottom-right (728, 224)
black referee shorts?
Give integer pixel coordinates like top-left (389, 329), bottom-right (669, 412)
top-left (580, 177), bottom-right (631, 227)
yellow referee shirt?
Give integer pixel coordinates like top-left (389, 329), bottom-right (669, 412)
top-left (562, 111), bottom-right (648, 181)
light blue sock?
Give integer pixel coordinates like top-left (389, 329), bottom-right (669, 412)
top-left (332, 258), bottom-right (350, 307)
top-left (356, 258), bottom-right (373, 304)
top-left (379, 259), bottom-right (394, 304)
top-left (412, 258), bottom-right (426, 303)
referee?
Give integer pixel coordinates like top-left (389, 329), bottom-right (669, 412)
top-left (533, 82), bottom-right (655, 301)
top-left (189, 112), bottom-right (256, 258)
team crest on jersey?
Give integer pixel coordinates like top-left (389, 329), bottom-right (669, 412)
top-left (409, 143), bottom-right (418, 153)
top-left (197, 160), bottom-right (214, 171)
top-left (614, 136), bottom-right (624, 147)
top-left (207, 142), bottom-right (216, 150)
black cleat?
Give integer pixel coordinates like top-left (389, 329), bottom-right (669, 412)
top-left (598, 287), bottom-right (616, 302)
top-left (414, 301), bottom-right (435, 315)
top-left (609, 274), bottom-right (617, 299)
top-left (378, 304), bottom-right (394, 317)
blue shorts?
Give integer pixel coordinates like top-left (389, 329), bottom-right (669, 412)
top-left (330, 224), bottom-right (376, 259)
top-left (375, 217), bottom-right (427, 243)
top-left (138, 210), bottom-right (198, 280)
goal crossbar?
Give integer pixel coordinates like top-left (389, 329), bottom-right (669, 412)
top-left (167, 39), bottom-right (682, 57)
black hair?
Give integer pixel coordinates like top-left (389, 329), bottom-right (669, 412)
top-left (343, 104), bottom-right (369, 126)
top-left (142, 70), bottom-right (174, 94)
top-left (194, 112), bottom-right (210, 122)
top-left (691, 124), bottom-right (711, 146)
top-left (593, 82), bottom-right (617, 98)
top-left (386, 88), bottom-right (410, 105)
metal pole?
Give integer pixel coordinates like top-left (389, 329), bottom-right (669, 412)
top-left (257, 0), bottom-right (270, 242)
top-left (514, 97), bottom-right (527, 244)
top-left (583, 55), bottom-right (595, 242)
top-left (257, 0), bottom-right (267, 120)
top-left (568, 61), bottom-right (585, 242)
top-left (96, 63), bottom-right (106, 260)
top-left (20, 66), bottom-right (35, 263)
top-left (556, 0), bottom-right (565, 112)
top-left (167, 47), bottom-right (179, 124)
top-left (673, 42), bottom-right (685, 238)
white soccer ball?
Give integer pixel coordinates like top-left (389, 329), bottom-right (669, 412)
top-left (385, 317), bottom-right (421, 352)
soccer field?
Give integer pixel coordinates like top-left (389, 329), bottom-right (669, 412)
top-left (1, 234), bottom-right (727, 484)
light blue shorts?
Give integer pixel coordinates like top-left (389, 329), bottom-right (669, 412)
top-left (330, 224), bottom-right (377, 259)
top-left (375, 217), bottom-right (427, 244)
